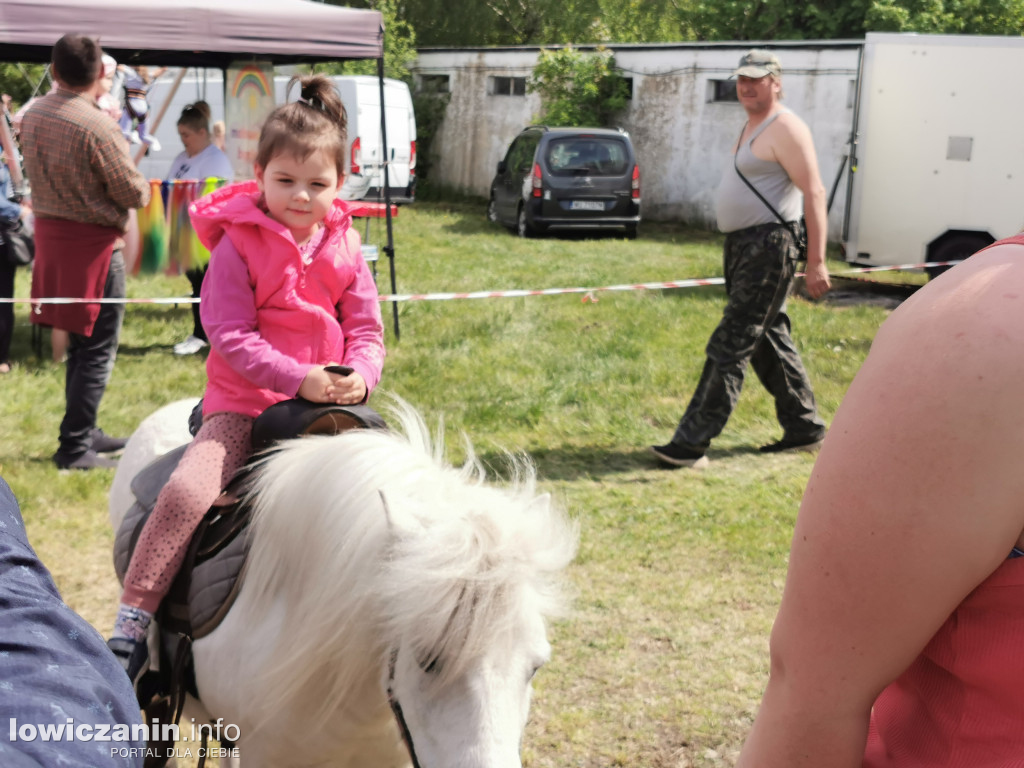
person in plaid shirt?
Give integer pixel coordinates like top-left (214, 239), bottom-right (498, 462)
top-left (20, 34), bottom-right (150, 471)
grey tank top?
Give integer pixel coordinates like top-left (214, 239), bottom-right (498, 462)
top-left (715, 109), bottom-right (803, 234)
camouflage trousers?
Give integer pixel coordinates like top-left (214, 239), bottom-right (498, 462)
top-left (672, 222), bottom-right (826, 450)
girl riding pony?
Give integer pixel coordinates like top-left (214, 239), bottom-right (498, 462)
top-left (108, 75), bottom-right (386, 680)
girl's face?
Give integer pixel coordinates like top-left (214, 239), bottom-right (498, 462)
top-left (255, 149), bottom-right (342, 244)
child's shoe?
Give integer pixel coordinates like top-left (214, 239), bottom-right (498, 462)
top-left (107, 636), bottom-right (150, 685)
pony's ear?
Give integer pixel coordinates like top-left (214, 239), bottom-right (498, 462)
top-left (380, 490), bottom-right (426, 537)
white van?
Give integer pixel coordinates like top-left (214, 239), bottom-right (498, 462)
top-left (138, 71), bottom-right (416, 203)
top-left (324, 76), bottom-right (416, 204)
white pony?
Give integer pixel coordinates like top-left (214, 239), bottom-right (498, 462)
top-left (108, 398), bottom-right (577, 768)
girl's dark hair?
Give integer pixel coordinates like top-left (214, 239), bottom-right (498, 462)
top-left (255, 75), bottom-right (347, 177)
top-left (177, 101), bottom-right (212, 133)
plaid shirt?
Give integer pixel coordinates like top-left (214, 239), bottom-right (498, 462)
top-left (20, 89), bottom-right (150, 230)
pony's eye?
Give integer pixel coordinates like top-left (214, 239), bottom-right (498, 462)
top-left (419, 653), bottom-right (442, 675)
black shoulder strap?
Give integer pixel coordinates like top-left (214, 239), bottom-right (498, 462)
top-left (733, 122), bottom-right (789, 228)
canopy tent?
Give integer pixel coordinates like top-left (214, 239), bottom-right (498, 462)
top-left (0, 0), bottom-right (402, 336)
top-left (0, 0), bottom-right (382, 67)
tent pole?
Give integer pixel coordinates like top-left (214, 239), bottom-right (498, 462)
top-left (377, 49), bottom-right (399, 341)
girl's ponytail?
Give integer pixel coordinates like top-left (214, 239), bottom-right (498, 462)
top-left (294, 75), bottom-right (346, 135)
top-left (256, 75), bottom-right (348, 178)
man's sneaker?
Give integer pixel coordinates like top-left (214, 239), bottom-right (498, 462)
top-left (107, 637), bottom-right (150, 685)
top-left (759, 434), bottom-right (826, 453)
top-left (90, 428), bottom-right (128, 455)
top-left (53, 450), bottom-right (118, 471)
top-left (650, 442), bottom-right (709, 468)
top-left (173, 335), bottom-right (208, 356)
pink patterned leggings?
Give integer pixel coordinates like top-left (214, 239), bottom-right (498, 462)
top-left (122, 411), bottom-right (253, 613)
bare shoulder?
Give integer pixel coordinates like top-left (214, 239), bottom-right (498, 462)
top-left (753, 109), bottom-right (816, 171)
top-left (766, 109), bottom-right (813, 147)
top-left (875, 243), bottom-right (1024, 366)
top-left (820, 239), bottom-right (1024, 547)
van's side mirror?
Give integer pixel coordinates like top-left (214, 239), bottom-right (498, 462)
top-left (496, 160), bottom-right (507, 174)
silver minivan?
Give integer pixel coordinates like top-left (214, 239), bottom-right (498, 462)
top-left (487, 126), bottom-right (641, 238)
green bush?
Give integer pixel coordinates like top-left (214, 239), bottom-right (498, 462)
top-left (528, 45), bottom-right (629, 127)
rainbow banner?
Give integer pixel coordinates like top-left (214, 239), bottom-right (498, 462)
top-left (165, 177), bottom-right (227, 273)
top-left (132, 178), bottom-right (228, 275)
top-left (225, 61), bottom-right (275, 182)
top-left (135, 179), bottom-right (168, 275)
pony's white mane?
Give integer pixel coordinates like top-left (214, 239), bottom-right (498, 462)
top-left (236, 398), bottom-right (577, 731)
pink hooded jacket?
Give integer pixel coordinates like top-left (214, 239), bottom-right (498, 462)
top-left (191, 181), bottom-right (385, 417)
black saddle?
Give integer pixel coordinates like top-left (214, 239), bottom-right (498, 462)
top-left (114, 399), bottom-right (387, 637)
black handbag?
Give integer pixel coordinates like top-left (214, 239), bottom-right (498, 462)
top-left (1, 217), bottom-right (34, 267)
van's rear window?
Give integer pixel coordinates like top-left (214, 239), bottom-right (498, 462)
top-left (544, 138), bottom-right (630, 176)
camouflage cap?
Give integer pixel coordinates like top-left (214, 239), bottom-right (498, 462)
top-left (733, 49), bottom-right (782, 78)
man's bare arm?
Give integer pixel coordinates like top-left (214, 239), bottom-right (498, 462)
top-left (772, 113), bottom-right (830, 299)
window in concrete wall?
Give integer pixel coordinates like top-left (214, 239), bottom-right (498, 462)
top-left (622, 77), bottom-right (633, 99)
top-left (707, 79), bottom-right (739, 103)
top-left (489, 75), bottom-right (527, 96)
top-left (418, 74), bottom-right (451, 94)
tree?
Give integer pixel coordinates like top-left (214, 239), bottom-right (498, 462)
top-left (321, 0), bottom-right (417, 82)
top-left (528, 46), bottom-right (629, 127)
top-left (374, 0), bottom-right (1024, 44)
top-left (0, 64), bottom-right (50, 112)
top-left (584, 0), bottom-right (696, 43)
top-left (864, 0), bottom-right (1024, 33)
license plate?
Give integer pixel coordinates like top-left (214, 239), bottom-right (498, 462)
top-left (570, 200), bottom-right (605, 211)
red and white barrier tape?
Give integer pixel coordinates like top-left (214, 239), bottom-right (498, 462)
top-left (1, 260), bottom-right (960, 306)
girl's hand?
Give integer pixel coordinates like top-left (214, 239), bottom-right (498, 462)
top-left (297, 366), bottom-right (367, 404)
top-left (297, 366), bottom-right (338, 403)
top-left (326, 370), bottom-right (367, 405)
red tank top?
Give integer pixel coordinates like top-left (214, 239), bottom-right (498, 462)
top-left (863, 557), bottom-right (1024, 767)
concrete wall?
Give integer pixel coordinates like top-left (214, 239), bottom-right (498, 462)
top-left (413, 42), bottom-right (862, 237)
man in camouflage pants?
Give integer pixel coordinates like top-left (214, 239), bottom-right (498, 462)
top-left (652, 50), bottom-right (830, 468)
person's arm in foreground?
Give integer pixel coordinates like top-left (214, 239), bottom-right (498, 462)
top-left (0, 477), bottom-right (144, 767)
top-left (737, 243), bottom-right (1024, 767)
top-left (773, 112), bottom-right (830, 299)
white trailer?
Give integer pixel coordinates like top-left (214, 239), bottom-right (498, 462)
top-left (843, 32), bottom-right (1024, 269)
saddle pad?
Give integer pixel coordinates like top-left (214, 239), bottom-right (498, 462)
top-left (113, 446), bottom-right (250, 639)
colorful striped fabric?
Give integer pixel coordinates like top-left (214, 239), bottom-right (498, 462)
top-left (134, 179), bottom-right (168, 275)
top-left (133, 177), bottom-right (228, 274)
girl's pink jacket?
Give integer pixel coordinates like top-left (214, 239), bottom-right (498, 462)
top-left (191, 180), bottom-right (385, 418)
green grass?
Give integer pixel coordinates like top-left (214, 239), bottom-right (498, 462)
top-left (0, 202), bottom-right (905, 767)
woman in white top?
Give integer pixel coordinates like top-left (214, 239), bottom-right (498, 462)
top-left (166, 101), bottom-right (233, 355)
top-left (167, 101), bottom-right (234, 181)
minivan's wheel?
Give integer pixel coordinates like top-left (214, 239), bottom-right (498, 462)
top-left (926, 233), bottom-right (992, 280)
top-left (517, 205), bottom-right (536, 238)
top-left (487, 195), bottom-right (498, 224)
top-left (624, 223), bottom-right (638, 240)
